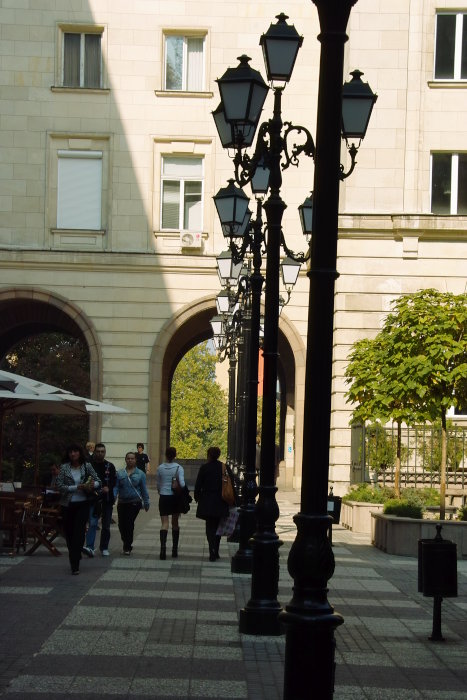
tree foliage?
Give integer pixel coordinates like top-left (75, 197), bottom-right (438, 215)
top-left (170, 341), bottom-right (228, 459)
top-left (345, 289), bottom-right (467, 513)
top-left (1, 332), bottom-right (90, 482)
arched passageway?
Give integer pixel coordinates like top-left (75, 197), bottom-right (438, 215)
top-left (149, 297), bottom-right (306, 487)
top-left (0, 287), bottom-right (102, 437)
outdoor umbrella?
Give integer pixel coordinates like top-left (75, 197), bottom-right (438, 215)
top-left (0, 369), bottom-right (129, 481)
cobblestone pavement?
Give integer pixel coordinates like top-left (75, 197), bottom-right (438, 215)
top-left (0, 488), bottom-right (465, 699)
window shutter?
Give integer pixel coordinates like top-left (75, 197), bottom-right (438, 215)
top-left (57, 151), bottom-right (103, 229)
top-left (161, 181), bottom-right (180, 229)
top-left (84, 34), bottom-right (101, 88)
top-left (187, 38), bottom-right (204, 91)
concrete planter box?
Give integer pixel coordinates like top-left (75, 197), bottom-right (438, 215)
top-left (371, 513), bottom-right (467, 559)
top-left (341, 500), bottom-right (384, 534)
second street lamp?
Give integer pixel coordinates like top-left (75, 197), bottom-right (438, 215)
top-left (214, 13), bottom-right (315, 635)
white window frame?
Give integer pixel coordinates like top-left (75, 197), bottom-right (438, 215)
top-left (54, 23), bottom-right (108, 91)
top-left (62, 32), bottom-right (101, 88)
top-left (47, 133), bottom-right (110, 250)
top-left (57, 150), bottom-right (103, 230)
top-left (163, 31), bottom-right (207, 92)
top-left (430, 152), bottom-right (466, 214)
top-left (160, 156), bottom-right (204, 232)
top-left (434, 12), bottom-right (466, 81)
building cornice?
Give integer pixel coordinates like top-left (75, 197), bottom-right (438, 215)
top-left (0, 250), bottom-right (218, 275)
top-left (338, 213), bottom-right (467, 241)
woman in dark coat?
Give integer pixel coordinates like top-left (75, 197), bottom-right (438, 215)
top-left (194, 446), bottom-right (234, 562)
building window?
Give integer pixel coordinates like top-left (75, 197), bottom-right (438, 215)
top-left (57, 150), bottom-right (103, 229)
top-left (56, 24), bottom-right (105, 90)
top-left (160, 157), bottom-right (203, 230)
top-left (434, 13), bottom-right (467, 80)
top-left (431, 153), bottom-right (467, 215)
top-left (164, 35), bottom-right (205, 91)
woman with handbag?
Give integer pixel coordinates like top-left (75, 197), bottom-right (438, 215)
top-left (194, 446), bottom-right (235, 562)
top-left (156, 446), bottom-right (185, 560)
top-left (56, 443), bottom-right (101, 575)
top-left (116, 451), bottom-right (150, 555)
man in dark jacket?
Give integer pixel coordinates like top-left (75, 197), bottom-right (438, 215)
top-left (82, 442), bottom-right (117, 557)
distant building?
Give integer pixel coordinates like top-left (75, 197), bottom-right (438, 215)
top-left (0, 1), bottom-right (465, 493)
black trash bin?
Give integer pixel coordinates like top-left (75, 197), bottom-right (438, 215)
top-left (418, 525), bottom-right (457, 641)
top-left (327, 488), bottom-right (342, 524)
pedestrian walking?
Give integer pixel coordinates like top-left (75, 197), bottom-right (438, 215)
top-left (135, 442), bottom-right (150, 474)
top-left (83, 442), bottom-right (117, 557)
top-left (194, 446), bottom-right (235, 562)
top-left (55, 443), bottom-right (101, 575)
top-left (156, 446), bottom-right (185, 560)
top-left (116, 451), bottom-right (150, 555)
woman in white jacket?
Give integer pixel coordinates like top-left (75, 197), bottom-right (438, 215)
top-left (156, 446), bottom-right (185, 560)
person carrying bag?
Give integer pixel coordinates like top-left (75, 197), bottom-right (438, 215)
top-left (156, 447), bottom-right (188, 560)
top-left (194, 446), bottom-right (236, 562)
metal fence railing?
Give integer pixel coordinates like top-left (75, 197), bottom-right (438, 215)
top-left (350, 422), bottom-right (467, 491)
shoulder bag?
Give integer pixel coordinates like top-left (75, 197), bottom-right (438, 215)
top-left (171, 465), bottom-right (183, 495)
top-left (221, 463), bottom-right (235, 507)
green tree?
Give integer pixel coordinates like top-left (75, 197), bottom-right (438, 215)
top-left (345, 334), bottom-right (418, 496)
top-left (170, 341), bottom-right (228, 459)
top-left (1, 332), bottom-right (90, 482)
top-left (346, 289), bottom-right (467, 516)
top-left (383, 290), bottom-right (467, 518)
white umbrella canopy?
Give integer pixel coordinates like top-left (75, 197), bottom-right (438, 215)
top-left (0, 369), bottom-right (128, 415)
top-left (0, 369), bottom-right (129, 482)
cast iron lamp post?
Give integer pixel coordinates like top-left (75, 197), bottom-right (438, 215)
top-left (213, 9), bottom-right (375, 644)
top-left (279, 2), bottom-right (377, 699)
top-left (212, 195), bottom-right (301, 569)
top-left (214, 14), bottom-right (315, 634)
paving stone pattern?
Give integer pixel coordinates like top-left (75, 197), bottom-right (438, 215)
top-left (0, 489), bottom-right (465, 699)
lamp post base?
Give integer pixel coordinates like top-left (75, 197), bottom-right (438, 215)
top-left (238, 531), bottom-right (283, 635)
top-left (280, 608), bottom-right (343, 699)
top-left (239, 600), bottom-right (284, 636)
top-left (280, 513), bottom-right (344, 698)
top-left (231, 502), bottom-right (256, 573)
top-left (231, 549), bottom-right (253, 573)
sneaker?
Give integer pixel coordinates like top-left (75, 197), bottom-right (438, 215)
top-left (71, 570), bottom-right (79, 575)
top-left (123, 550), bottom-right (131, 555)
top-left (101, 549), bottom-right (110, 556)
top-left (82, 546), bottom-right (94, 558)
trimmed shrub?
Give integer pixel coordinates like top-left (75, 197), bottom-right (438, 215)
top-left (383, 499), bottom-right (424, 519)
top-left (457, 505), bottom-right (467, 522)
top-left (343, 483), bottom-right (395, 504)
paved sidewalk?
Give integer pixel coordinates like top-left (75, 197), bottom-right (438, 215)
top-left (0, 488), bottom-right (465, 699)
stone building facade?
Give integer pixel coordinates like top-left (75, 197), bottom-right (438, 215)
top-left (0, 0), bottom-right (466, 492)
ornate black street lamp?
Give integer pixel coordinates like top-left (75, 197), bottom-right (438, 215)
top-left (214, 13), bottom-right (314, 634)
top-left (279, 2), bottom-right (377, 699)
top-left (213, 9), bottom-right (376, 647)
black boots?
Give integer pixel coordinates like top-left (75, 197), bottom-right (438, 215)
top-left (208, 535), bottom-right (220, 562)
top-left (160, 529), bottom-right (168, 560)
top-left (172, 529), bottom-right (180, 558)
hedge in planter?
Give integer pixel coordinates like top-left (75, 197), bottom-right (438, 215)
top-left (383, 499), bottom-right (423, 519)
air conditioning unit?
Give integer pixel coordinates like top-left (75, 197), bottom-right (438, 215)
top-left (180, 231), bottom-right (202, 249)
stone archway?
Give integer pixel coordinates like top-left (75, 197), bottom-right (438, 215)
top-left (148, 296), bottom-right (306, 486)
top-left (0, 287), bottom-right (103, 436)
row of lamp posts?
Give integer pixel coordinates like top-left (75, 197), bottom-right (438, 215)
top-left (211, 4), bottom-right (376, 698)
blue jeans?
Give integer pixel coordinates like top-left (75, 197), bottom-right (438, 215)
top-left (86, 500), bottom-right (113, 551)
